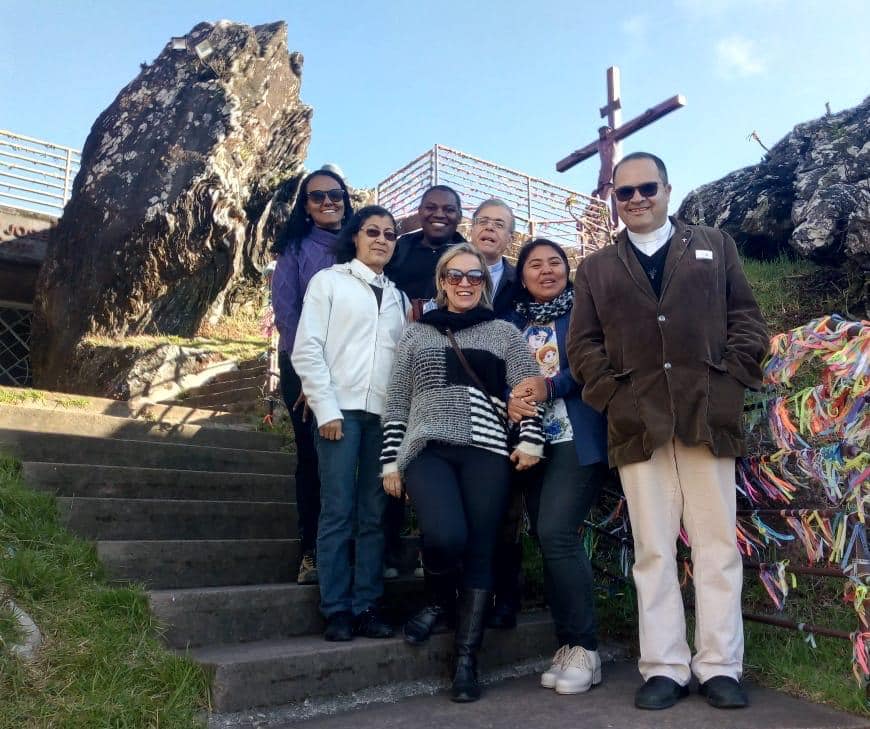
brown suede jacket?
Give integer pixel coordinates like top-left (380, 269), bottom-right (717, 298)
top-left (567, 218), bottom-right (769, 467)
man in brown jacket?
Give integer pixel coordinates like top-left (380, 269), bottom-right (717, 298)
top-left (567, 152), bottom-right (768, 711)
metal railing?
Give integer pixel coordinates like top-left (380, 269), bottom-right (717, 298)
top-left (0, 130), bottom-right (81, 216)
top-left (0, 304), bottom-right (32, 387)
top-left (375, 144), bottom-right (612, 257)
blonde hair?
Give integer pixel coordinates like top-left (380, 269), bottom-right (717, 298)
top-left (433, 242), bottom-right (493, 309)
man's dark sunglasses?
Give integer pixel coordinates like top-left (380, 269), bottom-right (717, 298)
top-left (307, 189), bottom-right (344, 204)
top-left (614, 182), bottom-right (660, 202)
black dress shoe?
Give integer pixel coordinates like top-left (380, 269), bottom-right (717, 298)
top-left (354, 608), bottom-right (395, 639)
top-left (699, 676), bottom-right (748, 708)
top-left (323, 611), bottom-right (353, 641)
top-left (635, 676), bottom-right (690, 710)
top-left (404, 604), bottom-right (451, 645)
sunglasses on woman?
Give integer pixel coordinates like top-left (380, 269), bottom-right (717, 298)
top-left (307, 189), bottom-right (345, 204)
top-left (442, 269), bottom-right (486, 286)
top-left (361, 226), bottom-right (397, 242)
top-left (613, 182), bottom-right (660, 202)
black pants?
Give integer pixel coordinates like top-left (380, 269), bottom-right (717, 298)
top-left (522, 443), bottom-right (607, 650)
top-left (278, 351), bottom-right (321, 556)
top-left (405, 443), bottom-right (512, 590)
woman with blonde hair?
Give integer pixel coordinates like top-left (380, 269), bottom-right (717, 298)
top-left (381, 243), bottom-right (544, 702)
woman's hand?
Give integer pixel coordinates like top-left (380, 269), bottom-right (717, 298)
top-left (510, 448), bottom-right (540, 471)
top-left (507, 376), bottom-right (546, 422)
top-left (318, 419), bottom-right (343, 440)
top-left (293, 392), bottom-right (311, 422)
top-left (512, 376), bottom-right (547, 403)
top-left (383, 471), bottom-right (403, 498)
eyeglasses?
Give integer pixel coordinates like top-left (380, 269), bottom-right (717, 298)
top-left (613, 182), bottom-right (660, 202)
top-left (307, 189), bottom-right (344, 204)
top-left (361, 226), bottom-right (397, 242)
top-left (442, 268), bottom-right (485, 286)
top-left (472, 216), bottom-right (508, 231)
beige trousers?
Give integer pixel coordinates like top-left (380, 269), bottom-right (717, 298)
top-left (618, 438), bottom-right (743, 685)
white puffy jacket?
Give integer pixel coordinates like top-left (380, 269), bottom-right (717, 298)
top-left (292, 258), bottom-right (408, 425)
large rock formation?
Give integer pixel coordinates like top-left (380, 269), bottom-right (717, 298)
top-left (678, 96), bottom-right (869, 267)
top-left (32, 20), bottom-right (311, 390)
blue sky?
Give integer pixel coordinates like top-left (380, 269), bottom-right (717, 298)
top-left (2, 0), bottom-right (868, 208)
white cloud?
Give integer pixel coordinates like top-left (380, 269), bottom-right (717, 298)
top-left (715, 35), bottom-right (765, 78)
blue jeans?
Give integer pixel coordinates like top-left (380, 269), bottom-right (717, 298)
top-left (315, 410), bottom-right (387, 617)
top-left (523, 443), bottom-right (607, 650)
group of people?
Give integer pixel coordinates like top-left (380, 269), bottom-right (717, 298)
top-left (271, 152), bottom-right (768, 710)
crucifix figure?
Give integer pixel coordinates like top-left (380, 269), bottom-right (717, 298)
top-left (557, 66), bottom-right (686, 221)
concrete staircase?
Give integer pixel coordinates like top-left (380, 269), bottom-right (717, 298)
top-left (162, 358), bottom-right (275, 416)
top-left (0, 392), bottom-right (557, 717)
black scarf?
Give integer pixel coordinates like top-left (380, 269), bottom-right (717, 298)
top-left (421, 305), bottom-right (495, 333)
top-left (514, 287), bottom-right (574, 325)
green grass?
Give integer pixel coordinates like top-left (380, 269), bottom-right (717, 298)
top-left (82, 333), bottom-right (268, 364)
top-left (0, 456), bottom-right (209, 729)
top-left (0, 388), bottom-right (45, 406)
top-left (0, 603), bottom-right (23, 649)
top-left (742, 577), bottom-right (868, 715)
top-left (741, 255), bottom-right (856, 334)
top-left (0, 387), bottom-right (89, 410)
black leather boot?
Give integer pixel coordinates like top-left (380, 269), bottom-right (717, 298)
top-left (404, 569), bottom-right (457, 645)
top-left (451, 588), bottom-right (490, 702)
top-left (488, 541), bottom-right (522, 629)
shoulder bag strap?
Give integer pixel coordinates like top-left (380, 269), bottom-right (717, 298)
top-left (444, 328), bottom-right (511, 433)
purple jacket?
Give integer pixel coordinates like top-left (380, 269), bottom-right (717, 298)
top-left (272, 226), bottom-right (338, 353)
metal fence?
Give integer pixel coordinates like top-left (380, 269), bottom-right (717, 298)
top-left (0, 130), bottom-right (81, 216)
top-left (0, 304), bottom-right (32, 387)
top-left (375, 144), bottom-right (612, 258)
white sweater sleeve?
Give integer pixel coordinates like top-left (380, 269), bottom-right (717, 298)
top-left (291, 271), bottom-right (342, 425)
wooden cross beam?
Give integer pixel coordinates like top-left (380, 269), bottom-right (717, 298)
top-left (556, 67), bottom-right (686, 173)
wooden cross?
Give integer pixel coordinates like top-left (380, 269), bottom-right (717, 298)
top-left (556, 66), bottom-right (687, 185)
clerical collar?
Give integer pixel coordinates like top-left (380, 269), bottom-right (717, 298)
top-left (627, 219), bottom-right (673, 257)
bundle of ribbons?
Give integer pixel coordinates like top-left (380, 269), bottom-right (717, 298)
top-left (740, 315), bottom-right (868, 685)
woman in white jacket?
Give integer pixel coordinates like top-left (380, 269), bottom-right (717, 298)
top-left (292, 205), bottom-right (408, 642)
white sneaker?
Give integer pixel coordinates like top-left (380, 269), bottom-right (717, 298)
top-left (541, 645), bottom-right (570, 689)
top-left (555, 646), bottom-right (602, 694)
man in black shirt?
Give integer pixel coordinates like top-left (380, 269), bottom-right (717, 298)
top-left (386, 185), bottom-right (465, 308)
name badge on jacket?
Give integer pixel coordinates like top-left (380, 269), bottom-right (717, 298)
top-left (695, 250), bottom-right (713, 260)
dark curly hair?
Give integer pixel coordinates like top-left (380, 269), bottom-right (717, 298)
top-left (272, 169), bottom-right (353, 255)
top-left (333, 205), bottom-right (397, 264)
top-left (514, 238), bottom-right (572, 303)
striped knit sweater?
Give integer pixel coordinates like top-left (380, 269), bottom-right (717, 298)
top-left (380, 318), bottom-right (544, 475)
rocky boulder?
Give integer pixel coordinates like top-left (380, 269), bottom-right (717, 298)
top-left (32, 20), bottom-right (311, 390)
top-left (678, 96), bottom-right (870, 267)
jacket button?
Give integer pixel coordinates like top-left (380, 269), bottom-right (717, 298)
top-left (657, 314), bottom-right (666, 322)
top-left (663, 362), bottom-right (672, 370)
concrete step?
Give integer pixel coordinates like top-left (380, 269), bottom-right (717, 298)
top-left (183, 375), bottom-right (266, 399)
top-left (58, 497), bottom-right (297, 541)
top-left (99, 535), bottom-right (421, 589)
top-left (23, 462), bottom-right (293, 502)
top-left (150, 578), bottom-right (425, 648)
top-left (190, 611), bottom-right (557, 712)
top-left (97, 539), bottom-right (299, 589)
top-left (179, 386), bottom-right (265, 409)
top-left (0, 429), bottom-right (295, 474)
top-left (0, 406), bottom-right (285, 451)
top-left (0, 385), bottom-right (251, 428)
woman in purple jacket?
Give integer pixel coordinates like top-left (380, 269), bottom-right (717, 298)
top-left (272, 168), bottom-right (353, 585)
